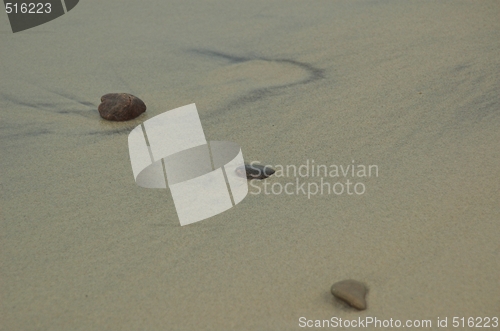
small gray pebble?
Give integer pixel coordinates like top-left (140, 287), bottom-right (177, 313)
top-left (331, 279), bottom-right (367, 310)
top-left (235, 164), bottom-right (275, 179)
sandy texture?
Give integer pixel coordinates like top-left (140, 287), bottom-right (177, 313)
top-left (1, 1), bottom-right (499, 330)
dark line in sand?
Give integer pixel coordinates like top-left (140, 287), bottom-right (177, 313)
top-left (188, 49), bottom-right (326, 112)
top-left (188, 49), bottom-right (250, 63)
top-left (49, 90), bottom-right (98, 109)
top-left (85, 128), bottom-right (134, 136)
top-left (1, 129), bottom-right (52, 139)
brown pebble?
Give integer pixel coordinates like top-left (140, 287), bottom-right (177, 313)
top-left (236, 164), bottom-right (275, 179)
top-left (98, 93), bottom-right (146, 121)
top-left (331, 279), bottom-right (367, 310)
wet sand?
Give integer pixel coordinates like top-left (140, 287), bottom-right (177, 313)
top-left (1, 1), bottom-right (499, 330)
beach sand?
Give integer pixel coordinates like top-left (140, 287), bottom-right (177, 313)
top-left (1, 1), bottom-right (499, 330)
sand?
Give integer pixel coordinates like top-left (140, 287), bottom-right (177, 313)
top-left (1, 1), bottom-right (499, 330)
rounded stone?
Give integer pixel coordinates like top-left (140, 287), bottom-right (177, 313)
top-left (98, 93), bottom-right (146, 121)
top-left (331, 279), bottom-right (367, 310)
